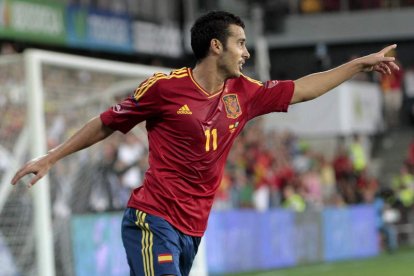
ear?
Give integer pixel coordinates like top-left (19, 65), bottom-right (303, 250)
top-left (210, 38), bottom-right (223, 55)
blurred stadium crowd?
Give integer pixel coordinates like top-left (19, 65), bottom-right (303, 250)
top-left (1, 54), bottom-right (411, 211)
top-left (4, 62), bottom-right (413, 256)
top-left (1, 3), bottom-right (414, 272)
top-left (1, 12), bottom-right (414, 238)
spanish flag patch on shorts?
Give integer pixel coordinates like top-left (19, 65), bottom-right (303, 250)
top-left (158, 253), bottom-right (173, 264)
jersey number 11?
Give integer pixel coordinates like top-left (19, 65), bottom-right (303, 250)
top-left (204, 129), bottom-right (217, 152)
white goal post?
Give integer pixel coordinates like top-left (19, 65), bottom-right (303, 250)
top-left (26, 49), bottom-right (170, 276)
top-left (0, 50), bottom-right (207, 276)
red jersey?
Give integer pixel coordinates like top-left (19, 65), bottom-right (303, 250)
top-left (100, 67), bottom-right (294, 236)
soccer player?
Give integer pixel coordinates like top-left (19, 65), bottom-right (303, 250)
top-left (11, 11), bottom-right (399, 276)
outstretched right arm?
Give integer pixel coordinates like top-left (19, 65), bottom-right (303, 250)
top-left (11, 116), bottom-right (114, 186)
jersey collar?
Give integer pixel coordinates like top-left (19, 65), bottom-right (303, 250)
top-left (187, 68), bottom-right (224, 98)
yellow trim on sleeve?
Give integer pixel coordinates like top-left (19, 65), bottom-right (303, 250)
top-left (241, 74), bottom-right (263, 86)
top-left (133, 70), bottom-right (189, 101)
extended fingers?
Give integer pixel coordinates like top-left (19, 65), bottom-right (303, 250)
top-left (389, 61), bottom-right (400, 71)
top-left (11, 167), bottom-right (30, 185)
top-left (381, 56), bottom-right (395, 63)
top-left (375, 61), bottom-right (399, 75)
top-left (29, 171), bottom-right (45, 186)
top-left (382, 63), bottom-right (392, 74)
top-left (374, 64), bottom-right (387, 75)
top-left (11, 163), bottom-right (40, 185)
top-left (12, 169), bottom-right (44, 187)
top-left (379, 44), bottom-right (397, 55)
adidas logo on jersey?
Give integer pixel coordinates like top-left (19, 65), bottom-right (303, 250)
top-left (177, 104), bottom-right (192, 115)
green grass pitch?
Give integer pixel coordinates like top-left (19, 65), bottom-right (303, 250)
top-left (224, 247), bottom-right (414, 276)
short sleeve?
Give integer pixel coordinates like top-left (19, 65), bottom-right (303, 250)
top-left (100, 75), bottom-right (164, 133)
top-left (247, 79), bottom-right (294, 120)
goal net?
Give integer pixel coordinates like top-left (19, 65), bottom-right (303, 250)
top-left (0, 50), bottom-right (207, 276)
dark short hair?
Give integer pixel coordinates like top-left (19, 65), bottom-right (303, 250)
top-left (190, 11), bottom-right (245, 62)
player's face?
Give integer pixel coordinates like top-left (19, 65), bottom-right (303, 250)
top-left (218, 24), bottom-right (250, 79)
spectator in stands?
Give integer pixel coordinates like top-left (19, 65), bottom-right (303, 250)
top-left (390, 163), bottom-right (414, 231)
top-left (269, 150), bottom-right (295, 208)
top-left (333, 142), bottom-right (355, 203)
top-left (282, 185), bottom-right (306, 212)
top-left (300, 162), bottom-right (323, 209)
top-left (357, 169), bottom-right (378, 196)
top-left (292, 141), bottom-right (313, 174)
top-left (252, 148), bottom-right (272, 211)
top-left (392, 164), bottom-right (414, 207)
top-left (319, 155), bottom-right (337, 205)
top-left (349, 134), bottom-right (368, 179)
top-left (237, 170), bottom-right (255, 209)
top-left (365, 188), bottom-right (398, 253)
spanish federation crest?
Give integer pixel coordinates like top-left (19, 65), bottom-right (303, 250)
top-left (222, 94), bottom-right (242, 119)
